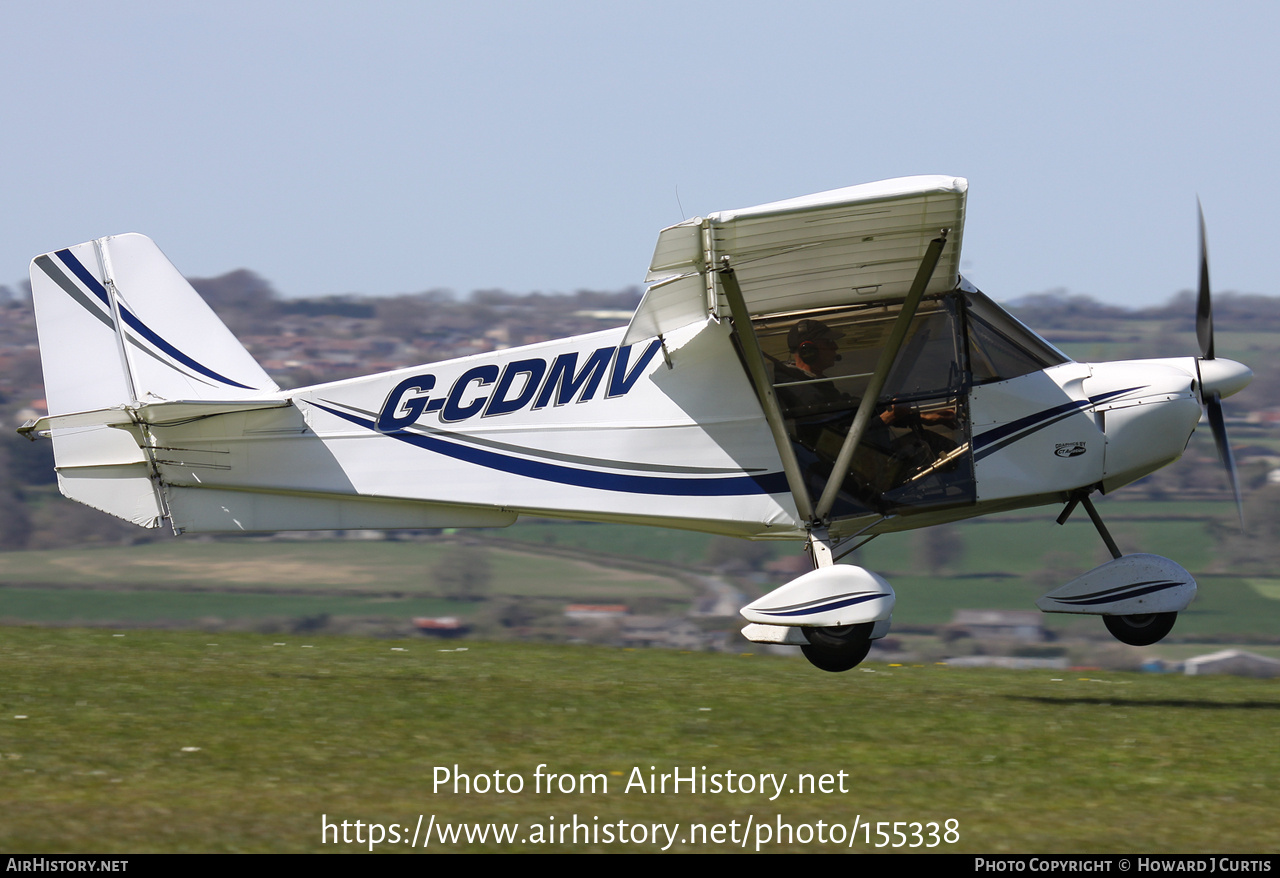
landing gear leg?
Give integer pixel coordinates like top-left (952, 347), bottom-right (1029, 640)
top-left (1057, 492), bottom-right (1122, 561)
top-left (1058, 492), bottom-right (1178, 646)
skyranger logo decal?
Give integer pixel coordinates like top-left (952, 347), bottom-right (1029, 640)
top-left (972, 387), bottom-right (1143, 461)
top-left (376, 340), bottom-right (661, 432)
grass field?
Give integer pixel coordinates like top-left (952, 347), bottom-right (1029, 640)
top-left (0, 501), bottom-right (1275, 647)
top-left (0, 627), bottom-right (1275, 853)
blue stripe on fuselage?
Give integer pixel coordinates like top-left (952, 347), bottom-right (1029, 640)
top-left (312, 402), bottom-right (790, 497)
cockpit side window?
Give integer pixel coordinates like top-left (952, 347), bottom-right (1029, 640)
top-left (750, 297), bottom-right (974, 518)
top-left (754, 299), bottom-right (961, 416)
top-left (883, 302), bottom-right (963, 400)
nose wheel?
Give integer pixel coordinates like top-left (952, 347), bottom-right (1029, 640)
top-left (801, 623), bottom-right (874, 672)
top-left (1056, 495), bottom-right (1182, 648)
top-left (1103, 612), bottom-right (1177, 646)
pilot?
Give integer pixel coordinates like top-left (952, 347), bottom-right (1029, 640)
top-left (773, 318), bottom-right (846, 417)
top-left (775, 316), bottom-right (959, 505)
top-left (776, 316), bottom-right (956, 429)
top-left (786, 318), bottom-right (842, 380)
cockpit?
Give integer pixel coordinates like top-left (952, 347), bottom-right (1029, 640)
top-left (751, 288), bottom-right (1068, 519)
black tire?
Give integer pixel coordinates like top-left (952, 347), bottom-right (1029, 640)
top-left (801, 623), bottom-right (874, 672)
top-left (1103, 612), bottom-right (1177, 646)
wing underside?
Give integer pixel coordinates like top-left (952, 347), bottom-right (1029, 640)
top-left (624, 175), bottom-right (968, 345)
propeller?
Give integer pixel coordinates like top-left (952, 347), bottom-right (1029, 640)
top-left (1194, 200), bottom-right (1247, 526)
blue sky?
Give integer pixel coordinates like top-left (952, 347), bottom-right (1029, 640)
top-left (4, 1), bottom-right (1278, 307)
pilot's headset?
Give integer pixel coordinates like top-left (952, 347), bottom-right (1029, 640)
top-left (789, 319), bottom-right (841, 366)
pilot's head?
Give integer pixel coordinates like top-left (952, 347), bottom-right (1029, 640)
top-left (787, 318), bottom-right (843, 373)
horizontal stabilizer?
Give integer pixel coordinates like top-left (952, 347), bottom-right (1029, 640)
top-left (19, 399), bottom-right (292, 438)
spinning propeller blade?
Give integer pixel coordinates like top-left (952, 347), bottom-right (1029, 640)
top-left (1196, 200), bottom-right (1214, 360)
top-left (1194, 202), bottom-right (1244, 526)
top-left (1206, 390), bottom-right (1244, 526)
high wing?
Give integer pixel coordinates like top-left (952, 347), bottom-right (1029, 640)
top-left (623, 175), bottom-right (967, 346)
top-left (622, 176), bottom-right (969, 526)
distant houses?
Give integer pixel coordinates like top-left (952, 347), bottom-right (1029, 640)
top-left (619, 616), bottom-right (706, 650)
top-left (564, 604), bottom-right (628, 621)
top-left (949, 610), bottom-right (1048, 643)
top-left (1184, 649), bottom-right (1280, 678)
top-left (562, 605), bottom-right (723, 651)
top-left (413, 617), bottom-right (470, 638)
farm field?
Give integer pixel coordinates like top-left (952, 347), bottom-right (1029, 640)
top-left (0, 538), bottom-right (689, 597)
top-left (0, 627), bottom-right (1275, 853)
top-left (0, 501), bottom-right (1275, 649)
top-left (490, 501), bottom-right (1238, 578)
top-left (0, 537), bottom-right (693, 630)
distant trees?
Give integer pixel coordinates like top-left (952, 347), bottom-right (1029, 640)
top-left (1007, 291), bottom-right (1131, 329)
top-left (189, 270), bottom-right (278, 335)
top-left (917, 525), bottom-right (965, 575)
top-left (1006, 290), bottom-right (1280, 334)
top-left (432, 544), bottom-right (492, 601)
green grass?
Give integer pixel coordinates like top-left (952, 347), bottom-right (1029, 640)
top-left (0, 538), bottom-right (693, 629)
top-left (0, 628), bottom-right (1275, 853)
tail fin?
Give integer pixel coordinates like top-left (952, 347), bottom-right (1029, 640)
top-left (31, 233), bottom-right (277, 408)
top-left (28, 233), bottom-right (279, 528)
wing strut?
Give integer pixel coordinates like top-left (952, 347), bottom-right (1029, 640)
top-left (719, 259), bottom-right (815, 522)
top-left (812, 232), bottom-right (950, 522)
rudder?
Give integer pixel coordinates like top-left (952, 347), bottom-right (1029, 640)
top-left (28, 233), bottom-right (279, 527)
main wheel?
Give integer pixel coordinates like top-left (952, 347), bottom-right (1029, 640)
top-left (1103, 612), bottom-right (1177, 646)
top-left (801, 623), bottom-right (874, 672)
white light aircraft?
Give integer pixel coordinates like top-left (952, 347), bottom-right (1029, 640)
top-left (21, 176), bottom-right (1252, 671)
